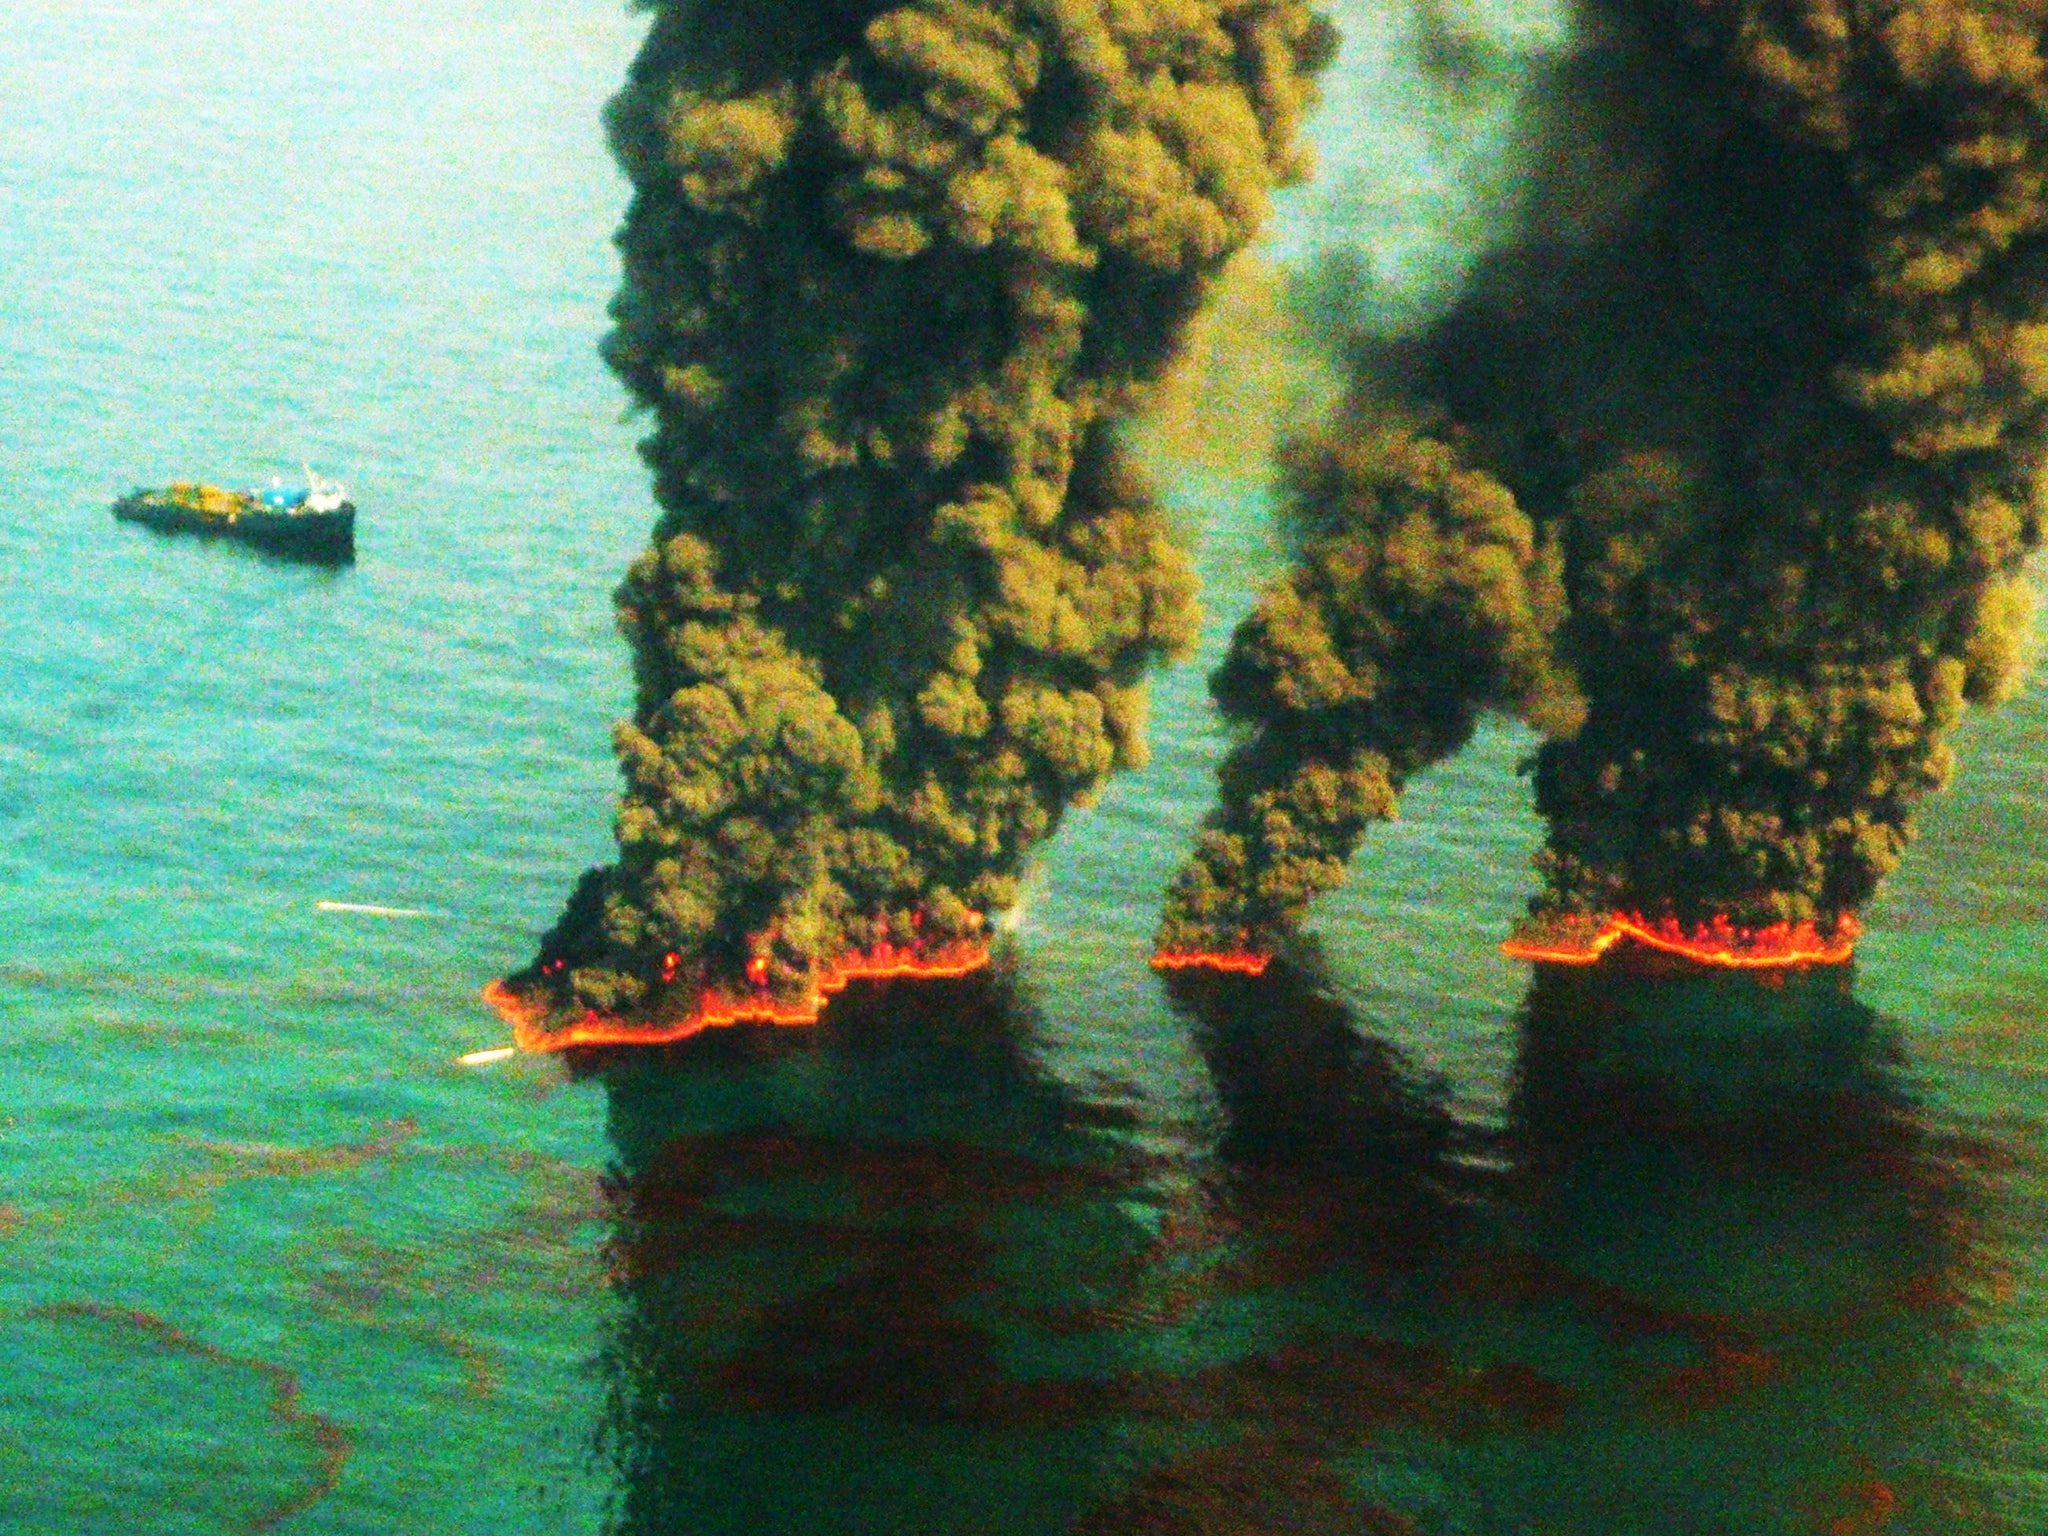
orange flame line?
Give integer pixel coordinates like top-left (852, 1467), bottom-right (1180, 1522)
top-left (1500, 912), bottom-right (1858, 969)
top-left (1150, 950), bottom-right (1272, 977)
top-left (485, 940), bottom-right (993, 1053)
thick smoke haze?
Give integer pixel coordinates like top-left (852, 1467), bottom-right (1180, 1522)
top-left (1161, 0), bottom-right (2048, 960)
top-left (514, 0), bottom-right (1335, 1024)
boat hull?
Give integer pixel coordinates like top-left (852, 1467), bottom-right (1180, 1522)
top-left (113, 493), bottom-right (355, 564)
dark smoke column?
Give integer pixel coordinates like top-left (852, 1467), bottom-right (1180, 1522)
top-left (1161, 0), bottom-right (2048, 966)
top-left (1155, 420), bottom-right (1583, 962)
top-left (507, 0), bottom-right (1336, 1036)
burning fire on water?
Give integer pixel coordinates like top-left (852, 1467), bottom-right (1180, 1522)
top-left (1501, 912), bottom-right (1858, 969)
top-left (1151, 950), bottom-right (1272, 977)
top-left (482, 936), bottom-right (992, 1054)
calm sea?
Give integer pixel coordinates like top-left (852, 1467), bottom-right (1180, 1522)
top-left (4, 3), bottom-right (2046, 1532)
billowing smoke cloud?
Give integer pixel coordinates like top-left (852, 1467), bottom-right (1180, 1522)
top-left (1160, 0), bottom-right (2048, 959)
top-left (507, 0), bottom-right (1336, 1026)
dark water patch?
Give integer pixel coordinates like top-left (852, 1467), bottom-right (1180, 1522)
top-left (22, 1300), bottom-right (348, 1533)
top-left (70, 695), bottom-right (123, 724)
top-left (280, 1145), bottom-right (609, 1365)
top-left (166, 1118), bottom-right (420, 1178)
top-left (574, 958), bottom-right (2048, 1533)
top-left (108, 517), bottom-right (361, 579)
top-left (588, 971), bottom-right (1566, 1533)
top-left (89, 1119), bottom-right (422, 1213)
top-left (1073, 1433), bottom-right (1420, 1535)
top-left (293, 1231), bottom-right (506, 1401)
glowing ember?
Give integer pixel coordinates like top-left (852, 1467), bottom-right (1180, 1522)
top-left (458, 1046), bottom-right (518, 1067)
top-left (1501, 912), bottom-right (1858, 969)
top-left (486, 936), bottom-right (993, 1053)
top-left (1150, 950), bottom-right (1272, 977)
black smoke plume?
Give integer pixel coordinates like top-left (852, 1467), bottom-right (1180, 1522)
top-left (1160, 0), bottom-right (2048, 959)
top-left (508, 0), bottom-right (1336, 1026)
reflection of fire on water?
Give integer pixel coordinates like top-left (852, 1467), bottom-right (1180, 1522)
top-left (482, 937), bottom-right (993, 1054)
top-left (1150, 950), bottom-right (1271, 977)
top-left (1502, 912), bottom-right (1858, 969)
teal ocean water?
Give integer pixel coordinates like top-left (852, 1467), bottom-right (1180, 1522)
top-left (5, 3), bottom-right (2048, 1532)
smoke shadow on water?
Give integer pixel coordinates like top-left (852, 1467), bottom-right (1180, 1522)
top-left (1486, 965), bottom-right (2035, 1535)
top-left (586, 960), bottom-right (2035, 1536)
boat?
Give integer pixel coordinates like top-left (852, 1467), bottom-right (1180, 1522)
top-left (113, 465), bottom-right (355, 563)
